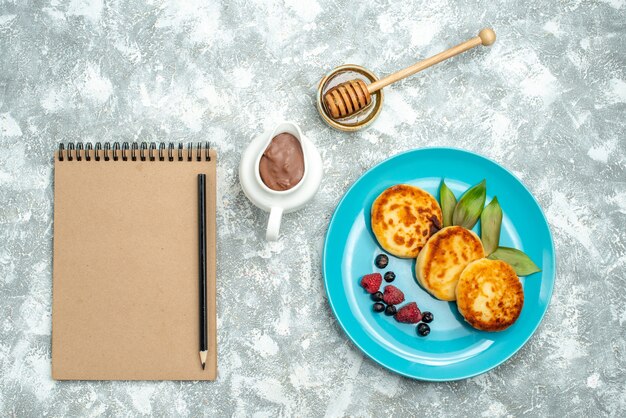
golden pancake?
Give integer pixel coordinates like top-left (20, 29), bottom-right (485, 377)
top-left (416, 226), bottom-right (484, 301)
top-left (456, 258), bottom-right (524, 332)
top-left (371, 185), bottom-right (442, 258)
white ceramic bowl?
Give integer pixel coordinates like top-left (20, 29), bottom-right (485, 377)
top-left (239, 121), bottom-right (323, 241)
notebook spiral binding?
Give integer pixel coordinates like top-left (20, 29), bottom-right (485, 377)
top-left (57, 142), bottom-right (212, 162)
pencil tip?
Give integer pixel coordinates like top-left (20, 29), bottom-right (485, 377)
top-left (202, 363), bottom-right (206, 370)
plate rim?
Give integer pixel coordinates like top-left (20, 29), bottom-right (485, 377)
top-left (322, 146), bottom-right (556, 381)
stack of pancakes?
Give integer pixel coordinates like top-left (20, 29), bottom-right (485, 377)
top-left (371, 184), bottom-right (523, 332)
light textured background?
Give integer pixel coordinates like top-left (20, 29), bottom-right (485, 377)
top-left (1, 0), bottom-right (625, 416)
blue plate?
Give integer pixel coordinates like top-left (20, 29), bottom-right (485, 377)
top-left (322, 148), bottom-right (555, 381)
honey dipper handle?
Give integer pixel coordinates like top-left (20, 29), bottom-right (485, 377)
top-left (367, 28), bottom-right (496, 94)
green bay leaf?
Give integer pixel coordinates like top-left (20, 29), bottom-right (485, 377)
top-left (488, 247), bottom-right (541, 276)
top-left (439, 180), bottom-right (457, 227)
top-left (481, 197), bottom-right (502, 255)
top-left (452, 179), bottom-right (486, 229)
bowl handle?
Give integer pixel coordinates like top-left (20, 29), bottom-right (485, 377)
top-left (266, 207), bottom-right (284, 241)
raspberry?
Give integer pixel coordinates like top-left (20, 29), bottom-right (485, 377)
top-left (383, 285), bottom-right (404, 305)
top-left (394, 302), bottom-right (422, 323)
top-left (360, 273), bottom-right (382, 294)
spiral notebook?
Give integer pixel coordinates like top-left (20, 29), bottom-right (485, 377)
top-left (52, 142), bottom-right (217, 380)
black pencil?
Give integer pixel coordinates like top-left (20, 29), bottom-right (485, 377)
top-left (198, 174), bottom-right (208, 370)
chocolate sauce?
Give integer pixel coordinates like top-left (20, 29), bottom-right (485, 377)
top-left (259, 133), bottom-right (305, 191)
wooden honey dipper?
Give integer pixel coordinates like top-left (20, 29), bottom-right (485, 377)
top-left (323, 28), bottom-right (496, 119)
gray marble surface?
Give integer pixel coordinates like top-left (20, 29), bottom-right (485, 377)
top-left (1, 0), bottom-right (625, 416)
